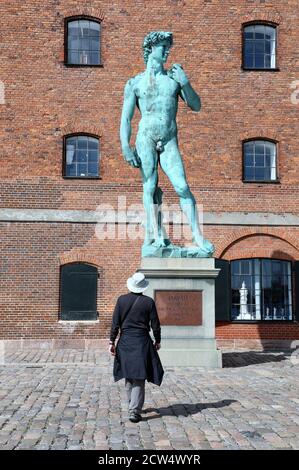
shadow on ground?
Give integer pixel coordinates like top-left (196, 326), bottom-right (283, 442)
top-left (142, 399), bottom-right (237, 420)
top-left (222, 351), bottom-right (290, 368)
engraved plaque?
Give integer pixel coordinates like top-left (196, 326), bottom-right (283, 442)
top-left (155, 290), bottom-right (202, 326)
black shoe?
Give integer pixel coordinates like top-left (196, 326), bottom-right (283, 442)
top-left (129, 413), bottom-right (142, 423)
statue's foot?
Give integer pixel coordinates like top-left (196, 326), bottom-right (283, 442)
top-left (142, 237), bottom-right (174, 249)
top-left (152, 237), bottom-right (172, 248)
top-left (143, 237), bottom-right (155, 247)
top-left (192, 237), bottom-right (215, 256)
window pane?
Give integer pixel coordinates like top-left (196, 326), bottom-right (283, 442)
top-left (88, 163), bottom-right (98, 176)
top-left (244, 41), bottom-right (254, 55)
top-left (265, 55), bottom-right (271, 68)
top-left (255, 142), bottom-right (264, 154)
top-left (232, 289), bottom-right (240, 305)
top-left (255, 40), bottom-right (264, 54)
top-left (255, 53), bottom-right (265, 68)
top-left (273, 261), bottom-right (283, 273)
top-left (255, 154), bottom-right (264, 166)
top-left (244, 142), bottom-right (254, 153)
top-left (244, 153), bottom-right (254, 166)
top-left (265, 41), bottom-right (271, 55)
top-left (231, 259), bottom-right (256, 320)
top-left (231, 260), bottom-right (240, 274)
top-left (66, 163), bottom-right (77, 176)
top-left (68, 21), bottom-right (79, 36)
top-left (242, 260), bottom-right (251, 274)
top-left (263, 167), bottom-right (272, 180)
top-left (81, 38), bottom-right (90, 50)
top-left (261, 260), bottom-right (292, 320)
top-left (66, 143), bottom-right (76, 164)
top-left (265, 144), bottom-right (271, 156)
top-left (68, 50), bottom-right (78, 64)
top-left (78, 50), bottom-right (90, 64)
top-left (77, 150), bottom-right (88, 162)
top-left (89, 22), bottom-right (100, 37)
top-left (244, 26), bottom-right (254, 39)
top-left (78, 163), bottom-right (87, 176)
top-left (78, 20), bottom-right (90, 38)
top-left (231, 305), bottom-right (240, 321)
top-left (88, 137), bottom-right (99, 150)
top-left (265, 154), bottom-right (271, 166)
top-left (255, 144), bottom-right (263, 157)
top-left (270, 40), bottom-right (276, 55)
top-left (254, 25), bottom-right (265, 39)
top-left (90, 51), bottom-right (100, 64)
top-left (88, 150), bottom-right (98, 162)
top-left (244, 53), bottom-right (254, 68)
top-left (90, 38), bottom-right (99, 51)
top-left (68, 37), bottom-right (79, 50)
top-left (244, 166), bottom-right (254, 180)
top-left (255, 167), bottom-right (265, 180)
top-left (66, 137), bottom-right (76, 147)
top-left (262, 260), bottom-right (271, 275)
top-left (78, 136), bottom-right (88, 149)
top-left (265, 26), bottom-right (276, 41)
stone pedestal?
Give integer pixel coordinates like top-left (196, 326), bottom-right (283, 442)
top-left (139, 257), bottom-right (222, 368)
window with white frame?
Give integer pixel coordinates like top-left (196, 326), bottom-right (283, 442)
top-left (243, 23), bottom-right (277, 70)
top-left (66, 18), bottom-right (101, 65)
top-left (243, 139), bottom-right (277, 182)
top-left (231, 259), bottom-right (292, 321)
top-left (64, 134), bottom-right (100, 178)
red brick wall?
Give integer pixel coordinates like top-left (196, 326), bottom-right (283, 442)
top-left (0, 223), bottom-right (298, 341)
top-left (216, 323), bottom-right (299, 340)
top-left (0, 1), bottom-right (298, 194)
top-left (0, 1), bottom-right (298, 345)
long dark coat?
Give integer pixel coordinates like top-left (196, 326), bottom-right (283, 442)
top-left (110, 292), bottom-right (164, 386)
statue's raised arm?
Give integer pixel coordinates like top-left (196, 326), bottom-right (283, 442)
top-left (168, 63), bottom-right (201, 112)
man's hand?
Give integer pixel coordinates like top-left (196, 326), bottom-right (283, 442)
top-left (168, 64), bottom-right (189, 87)
top-left (109, 344), bottom-right (116, 356)
top-left (123, 146), bottom-right (141, 168)
top-left (155, 342), bottom-right (161, 351)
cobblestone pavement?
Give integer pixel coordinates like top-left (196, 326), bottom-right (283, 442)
top-left (0, 349), bottom-right (298, 450)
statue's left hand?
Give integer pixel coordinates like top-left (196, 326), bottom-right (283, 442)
top-left (169, 64), bottom-right (189, 87)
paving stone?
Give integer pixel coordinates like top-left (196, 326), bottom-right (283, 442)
top-left (0, 349), bottom-right (298, 450)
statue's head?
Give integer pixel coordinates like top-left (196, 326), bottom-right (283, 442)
top-left (143, 31), bottom-right (173, 64)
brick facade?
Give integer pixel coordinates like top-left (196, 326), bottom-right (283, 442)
top-left (0, 0), bottom-right (298, 349)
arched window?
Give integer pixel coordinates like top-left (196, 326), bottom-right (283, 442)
top-left (65, 17), bottom-right (101, 66)
top-left (63, 134), bottom-right (100, 178)
top-left (231, 259), bottom-right (293, 321)
top-left (243, 139), bottom-right (277, 182)
top-left (60, 263), bottom-right (98, 320)
top-left (242, 23), bottom-right (277, 70)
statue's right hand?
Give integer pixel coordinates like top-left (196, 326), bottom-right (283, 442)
top-left (123, 147), bottom-right (141, 168)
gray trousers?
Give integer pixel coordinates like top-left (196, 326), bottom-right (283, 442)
top-left (125, 378), bottom-right (145, 415)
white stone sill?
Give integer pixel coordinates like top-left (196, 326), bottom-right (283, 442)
top-left (58, 320), bottom-right (99, 324)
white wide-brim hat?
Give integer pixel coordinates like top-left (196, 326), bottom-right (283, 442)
top-left (127, 272), bottom-right (149, 293)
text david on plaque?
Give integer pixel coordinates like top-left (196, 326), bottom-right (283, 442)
top-left (155, 290), bottom-right (203, 326)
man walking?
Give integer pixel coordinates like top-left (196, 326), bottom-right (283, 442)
top-left (109, 272), bottom-right (164, 423)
